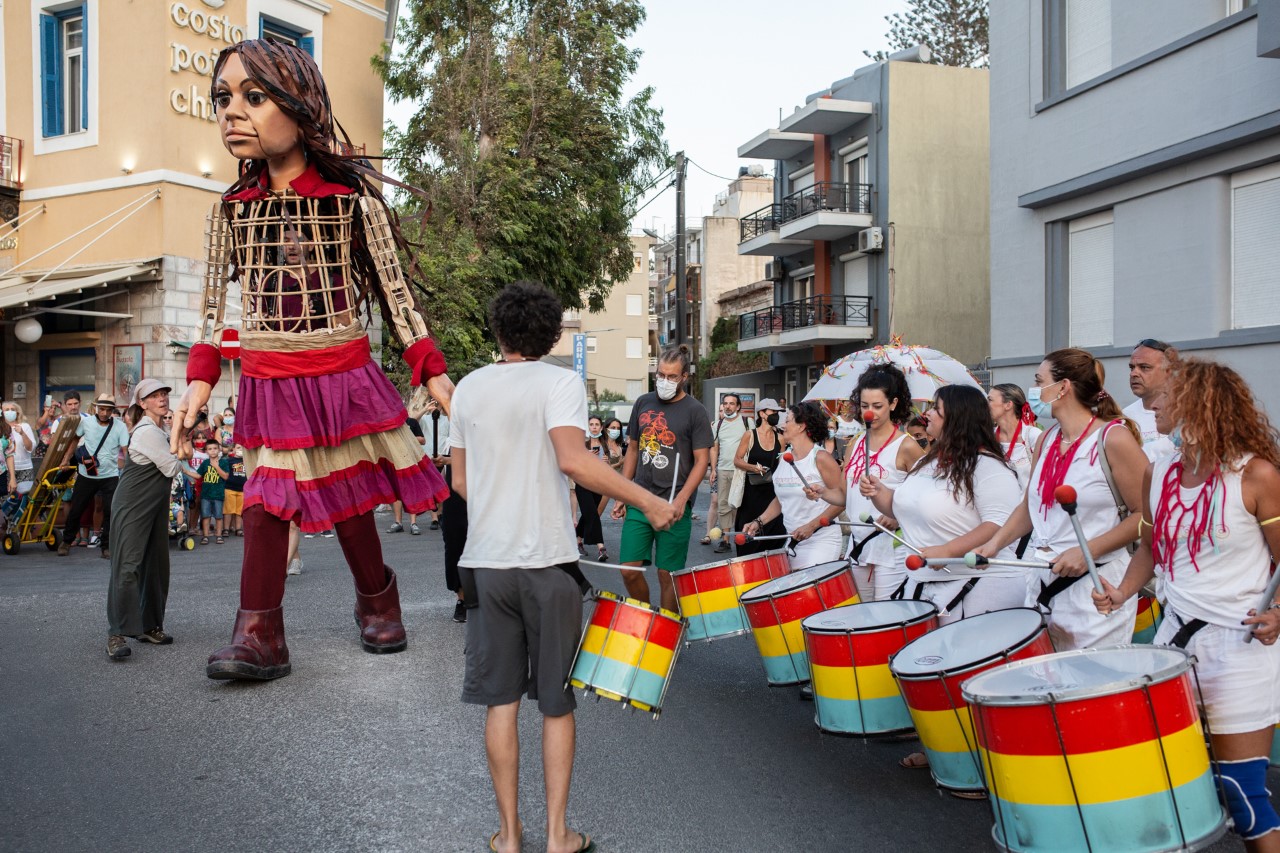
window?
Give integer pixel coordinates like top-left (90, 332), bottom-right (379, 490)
top-left (790, 271), bottom-right (814, 302)
top-left (586, 336), bottom-right (597, 354)
top-left (39, 5), bottom-right (88, 138)
top-left (1065, 0), bottom-right (1111, 89)
top-left (842, 256), bottom-right (869, 298)
top-left (1067, 211), bottom-right (1114, 348)
top-left (1232, 165), bottom-right (1280, 329)
top-left (626, 337), bottom-right (643, 359)
top-left (633, 253), bottom-right (644, 273)
top-left (626, 294), bottom-right (643, 316)
top-left (626, 379), bottom-right (645, 400)
top-left (260, 16), bottom-right (314, 55)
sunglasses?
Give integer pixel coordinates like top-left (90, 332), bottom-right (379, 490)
top-left (1136, 338), bottom-right (1171, 352)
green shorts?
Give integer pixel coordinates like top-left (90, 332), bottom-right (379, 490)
top-left (619, 503), bottom-right (693, 573)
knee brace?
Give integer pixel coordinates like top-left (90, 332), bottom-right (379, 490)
top-left (1216, 757), bottom-right (1280, 840)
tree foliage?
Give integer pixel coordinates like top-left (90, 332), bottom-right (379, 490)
top-left (375, 0), bottom-right (668, 377)
top-left (865, 0), bottom-right (989, 68)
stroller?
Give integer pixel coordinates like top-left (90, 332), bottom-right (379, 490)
top-left (169, 473), bottom-right (197, 552)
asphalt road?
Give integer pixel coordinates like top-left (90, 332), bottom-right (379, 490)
top-left (0, 486), bottom-right (1258, 852)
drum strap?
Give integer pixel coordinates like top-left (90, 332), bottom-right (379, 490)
top-left (943, 578), bottom-right (981, 615)
top-left (849, 530), bottom-right (881, 562)
top-left (1168, 612), bottom-right (1208, 649)
top-left (1036, 573), bottom-right (1085, 608)
top-left (889, 578), bottom-right (909, 601)
top-left (1014, 533), bottom-right (1032, 560)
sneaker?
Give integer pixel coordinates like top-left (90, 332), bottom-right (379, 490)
top-left (303, 532), bottom-right (316, 539)
top-left (429, 520), bottom-right (439, 531)
top-left (287, 558), bottom-right (304, 576)
top-left (387, 522), bottom-right (404, 533)
top-left (713, 542), bottom-right (730, 554)
top-left (88, 533), bottom-right (101, 547)
top-left (134, 628), bottom-right (173, 645)
top-left (106, 635), bottom-right (131, 660)
top-left (452, 601), bottom-right (467, 623)
top-left (410, 523), bottom-right (421, 535)
top-left (321, 529), bottom-right (335, 539)
top-left (57, 542), bottom-right (71, 557)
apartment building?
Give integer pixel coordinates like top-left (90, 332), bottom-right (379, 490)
top-left (988, 0), bottom-right (1280, 409)
top-left (0, 0), bottom-right (394, 408)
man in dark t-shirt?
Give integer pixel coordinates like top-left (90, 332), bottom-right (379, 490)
top-left (612, 346), bottom-right (713, 612)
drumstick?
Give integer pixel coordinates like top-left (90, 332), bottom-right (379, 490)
top-left (903, 554), bottom-right (952, 574)
top-left (818, 517), bottom-right (875, 529)
top-left (857, 512), bottom-right (923, 556)
top-left (669, 452), bottom-right (680, 503)
top-left (1053, 485), bottom-right (1106, 596)
top-left (580, 558), bottom-right (647, 573)
top-left (861, 409), bottom-right (875, 480)
top-left (963, 552), bottom-right (1055, 570)
top-left (1244, 568), bottom-right (1280, 644)
top-left (781, 450), bottom-right (813, 489)
top-left (734, 532), bottom-right (791, 546)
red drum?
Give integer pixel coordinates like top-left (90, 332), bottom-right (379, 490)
top-left (739, 560), bottom-right (859, 686)
top-left (672, 549), bottom-right (791, 642)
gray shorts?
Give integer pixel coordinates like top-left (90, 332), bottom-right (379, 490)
top-left (461, 565), bottom-right (583, 716)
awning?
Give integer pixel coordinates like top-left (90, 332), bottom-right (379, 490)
top-left (0, 259), bottom-right (162, 311)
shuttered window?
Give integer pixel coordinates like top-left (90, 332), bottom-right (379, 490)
top-left (842, 256), bottom-right (869, 298)
top-left (1232, 168), bottom-right (1280, 329)
top-left (39, 5), bottom-right (88, 138)
top-left (1066, 0), bottom-right (1111, 89)
top-left (1068, 211), bottom-right (1114, 348)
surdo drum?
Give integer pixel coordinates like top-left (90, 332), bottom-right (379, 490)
top-left (740, 561), bottom-right (859, 686)
top-left (672, 549), bottom-right (791, 642)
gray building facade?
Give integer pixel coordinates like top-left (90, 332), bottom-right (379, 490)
top-left (988, 0), bottom-right (1280, 409)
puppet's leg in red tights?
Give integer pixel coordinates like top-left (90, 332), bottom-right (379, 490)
top-left (206, 505), bottom-right (292, 681)
top-left (335, 511), bottom-right (407, 654)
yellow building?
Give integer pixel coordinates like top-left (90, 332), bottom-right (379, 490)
top-left (0, 0), bottom-right (395, 410)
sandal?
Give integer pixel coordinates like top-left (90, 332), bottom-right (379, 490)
top-left (699, 536), bottom-right (711, 545)
top-left (899, 752), bottom-right (930, 770)
top-left (597, 548), bottom-right (608, 562)
top-left (200, 537), bottom-right (209, 545)
top-left (949, 789), bottom-right (988, 800)
top-left (216, 536), bottom-right (225, 544)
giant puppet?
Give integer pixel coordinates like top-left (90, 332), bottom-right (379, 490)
top-left (172, 39), bottom-right (452, 681)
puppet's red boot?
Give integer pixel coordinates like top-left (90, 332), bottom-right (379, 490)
top-left (206, 607), bottom-right (291, 681)
top-left (354, 568), bottom-right (408, 653)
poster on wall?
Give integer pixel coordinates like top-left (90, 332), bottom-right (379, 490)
top-left (113, 344), bottom-right (144, 404)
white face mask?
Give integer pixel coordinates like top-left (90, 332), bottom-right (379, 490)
top-left (607, 429), bottom-right (621, 440)
top-left (2, 410), bottom-right (15, 423)
top-left (723, 411), bottom-right (738, 419)
top-left (656, 378), bottom-right (679, 401)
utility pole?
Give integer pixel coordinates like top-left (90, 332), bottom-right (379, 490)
top-left (674, 151), bottom-right (687, 347)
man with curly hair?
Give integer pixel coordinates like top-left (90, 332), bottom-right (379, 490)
top-left (450, 280), bottom-right (679, 853)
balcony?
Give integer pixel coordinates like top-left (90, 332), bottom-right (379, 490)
top-left (778, 98), bottom-right (874, 135)
top-left (737, 204), bottom-right (812, 257)
top-left (737, 294), bottom-right (873, 352)
top-left (0, 136), bottom-right (24, 194)
top-left (777, 181), bottom-right (872, 241)
top-left (737, 128), bottom-right (814, 160)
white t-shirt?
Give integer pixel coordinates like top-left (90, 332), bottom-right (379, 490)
top-left (420, 412), bottom-right (451, 458)
top-left (891, 455), bottom-right (1022, 580)
top-left (1123, 399), bottom-right (1175, 463)
top-left (451, 362), bottom-right (588, 569)
top-left (1000, 424), bottom-right (1044, 490)
top-left (10, 422), bottom-right (36, 471)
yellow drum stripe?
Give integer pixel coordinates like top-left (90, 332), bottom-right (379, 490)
top-left (811, 663), bottom-right (902, 701)
top-left (751, 623), bottom-right (792, 658)
top-left (909, 705), bottom-right (977, 754)
top-left (677, 586), bottom-right (741, 617)
top-left (981, 723), bottom-right (1211, 806)
top-left (580, 625), bottom-right (675, 678)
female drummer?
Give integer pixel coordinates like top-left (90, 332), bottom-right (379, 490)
top-left (809, 364), bottom-right (923, 599)
top-left (1093, 359), bottom-right (1280, 851)
top-left (733, 399), bottom-right (785, 557)
top-left (742, 402), bottom-right (842, 569)
top-left (975, 348), bottom-right (1147, 650)
top-left (861, 385), bottom-right (1025, 621)
top-left (989, 383), bottom-right (1042, 489)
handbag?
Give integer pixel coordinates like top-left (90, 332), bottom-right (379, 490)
top-left (1096, 419), bottom-right (1139, 556)
top-left (727, 467), bottom-right (746, 509)
top-left (74, 419), bottom-right (116, 477)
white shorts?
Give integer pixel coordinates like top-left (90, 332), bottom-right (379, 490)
top-left (1156, 613), bottom-right (1280, 735)
top-left (905, 575), bottom-right (1026, 627)
top-left (1028, 557), bottom-right (1137, 651)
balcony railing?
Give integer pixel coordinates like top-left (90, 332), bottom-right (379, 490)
top-left (739, 182), bottom-right (872, 243)
top-left (739, 294), bottom-right (872, 340)
top-left (0, 136), bottom-right (23, 192)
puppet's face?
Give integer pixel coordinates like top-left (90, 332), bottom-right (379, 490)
top-left (213, 53), bottom-right (302, 163)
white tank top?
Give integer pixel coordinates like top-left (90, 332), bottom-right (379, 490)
top-left (844, 432), bottom-right (911, 564)
top-left (1000, 425), bottom-right (1042, 490)
top-left (1026, 423), bottom-right (1126, 564)
top-left (1151, 454), bottom-right (1273, 629)
top-left (773, 444), bottom-right (842, 551)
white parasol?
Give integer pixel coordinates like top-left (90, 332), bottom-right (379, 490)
top-left (803, 340), bottom-right (983, 405)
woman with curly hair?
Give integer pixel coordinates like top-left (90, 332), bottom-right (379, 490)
top-left (976, 348), bottom-right (1147, 650)
top-left (1093, 359), bottom-right (1280, 850)
top-left (809, 364), bottom-right (924, 599)
top-left (176, 40), bottom-right (453, 681)
top-left (862, 385), bottom-right (1025, 619)
top-left (742, 401), bottom-right (843, 569)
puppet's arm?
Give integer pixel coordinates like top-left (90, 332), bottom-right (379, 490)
top-left (187, 202), bottom-right (233, 387)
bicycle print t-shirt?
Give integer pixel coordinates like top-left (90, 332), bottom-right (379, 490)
top-left (627, 392), bottom-right (713, 500)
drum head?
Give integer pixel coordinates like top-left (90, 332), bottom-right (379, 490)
top-left (671, 558), bottom-right (733, 578)
top-left (740, 560), bottom-right (848, 604)
top-left (803, 600), bottom-right (936, 633)
top-left (962, 646), bottom-right (1193, 706)
top-left (891, 607), bottom-right (1045, 678)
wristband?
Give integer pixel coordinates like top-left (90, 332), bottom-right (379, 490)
top-left (403, 337), bottom-right (448, 386)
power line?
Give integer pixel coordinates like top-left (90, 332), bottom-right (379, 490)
top-left (625, 167), bottom-right (674, 207)
top-left (631, 180), bottom-right (674, 218)
top-left (687, 157), bottom-right (740, 183)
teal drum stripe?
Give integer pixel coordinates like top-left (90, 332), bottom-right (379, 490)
top-left (1131, 623), bottom-right (1158, 644)
top-left (988, 770), bottom-right (1225, 853)
top-left (924, 745), bottom-right (984, 792)
top-left (761, 651), bottom-right (810, 686)
top-left (570, 652), bottom-right (668, 709)
top-left (813, 694), bottom-right (914, 736)
top-left (686, 608), bottom-right (749, 641)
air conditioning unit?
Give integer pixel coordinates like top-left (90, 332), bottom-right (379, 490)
top-left (764, 261), bottom-right (783, 281)
top-left (857, 227), bottom-right (884, 254)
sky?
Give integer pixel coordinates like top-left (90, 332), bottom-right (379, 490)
top-left (383, 0), bottom-right (910, 234)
